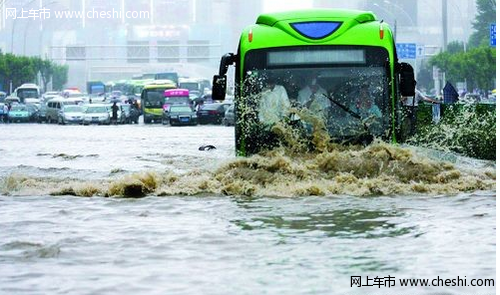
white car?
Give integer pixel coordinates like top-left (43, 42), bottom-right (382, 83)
top-left (58, 105), bottom-right (84, 125)
top-left (82, 104), bottom-right (111, 125)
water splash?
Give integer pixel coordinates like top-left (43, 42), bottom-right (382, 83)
top-left (0, 105), bottom-right (495, 198)
top-left (0, 140), bottom-right (494, 198)
top-left (409, 104), bottom-right (496, 160)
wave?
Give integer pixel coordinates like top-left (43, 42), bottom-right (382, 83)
top-left (1, 241), bottom-right (61, 259)
top-left (0, 142), bottom-right (495, 198)
top-left (37, 153), bottom-right (99, 160)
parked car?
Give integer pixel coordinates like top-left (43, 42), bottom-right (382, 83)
top-left (7, 104), bottom-right (30, 123)
top-left (201, 94), bottom-right (213, 104)
top-left (45, 98), bottom-right (65, 123)
top-left (167, 105), bottom-right (198, 126)
top-left (25, 103), bottom-right (40, 122)
top-left (120, 104), bottom-right (139, 124)
top-left (223, 103), bottom-right (235, 126)
top-left (24, 98), bottom-right (41, 107)
top-left (45, 98), bottom-right (82, 123)
top-left (5, 97), bottom-right (21, 105)
top-left (196, 103), bottom-right (226, 124)
top-left (58, 105), bottom-right (84, 125)
top-left (38, 102), bottom-right (48, 123)
top-left (42, 91), bottom-right (60, 100)
top-left (82, 104), bottom-right (111, 125)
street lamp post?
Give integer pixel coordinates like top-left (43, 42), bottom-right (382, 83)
top-left (10, 0), bottom-right (39, 54)
top-left (383, 0), bottom-right (416, 29)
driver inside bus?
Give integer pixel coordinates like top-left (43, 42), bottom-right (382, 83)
top-left (351, 84), bottom-right (382, 119)
top-left (298, 75), bottom-right (331, 117)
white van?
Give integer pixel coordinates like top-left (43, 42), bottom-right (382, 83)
top-left (46, 97), bottom-right (83, 123)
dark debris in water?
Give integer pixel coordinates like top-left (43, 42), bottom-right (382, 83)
top-left (198, 145), bottom-right (217, 151)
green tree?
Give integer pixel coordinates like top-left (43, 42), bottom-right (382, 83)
top-left (0, 53), bottom-right (69, 93)
top-left (446, 41), bottom-right (465, 54)
top-left (2, 54), bottom-right (37, 91)
top-left (32, 57), bottom-right (54, 92)
top-left (52, 64), bottom-right (69, 90)
top-left (430, 45), bottom-right (495, 92)
top-left (468, 0), bottom-right (496, 48)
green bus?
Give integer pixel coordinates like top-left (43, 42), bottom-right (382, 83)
top-left (141, 80), bottom-right (177, 124)
top-left (212, 9), bottom-right (416, 156)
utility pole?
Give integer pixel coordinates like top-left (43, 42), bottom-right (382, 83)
top-left (442, 0), bottom-right (448, 50)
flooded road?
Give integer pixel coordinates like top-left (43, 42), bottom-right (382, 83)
top-left (0, 124), bottom-right (495, 294)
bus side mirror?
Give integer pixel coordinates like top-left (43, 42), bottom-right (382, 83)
top-left (399, 62), bottom-right (416, 96)
top-left (213, 53), bottom-right (236, 101)
top-left (212, 75), bottom-right (227, 101)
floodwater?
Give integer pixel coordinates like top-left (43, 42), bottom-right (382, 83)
top-left (0, 124), bottom-right (496, 295)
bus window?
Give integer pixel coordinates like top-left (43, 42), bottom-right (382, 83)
top-left (242, 46), bottom-right (390, 138)
top-left (17, 88), bottom-right (39, 99)
top-left (144, 90), bottom-right (164, 108)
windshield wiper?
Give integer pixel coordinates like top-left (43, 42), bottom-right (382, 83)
top-left (325, 94), bottom-right (374, 144)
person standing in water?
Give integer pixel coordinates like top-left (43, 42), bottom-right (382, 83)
top-left (111, 102), bottom-right (119, 124)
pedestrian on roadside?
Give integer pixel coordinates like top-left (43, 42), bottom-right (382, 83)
top-left (401, 89), bottom-right (440, 138)
top-left (111, 102), bottom-right (119, 124)
top-left (1, 103), bottom-right (8, 123)
top-left (443, 82), bottom-right (459, 104)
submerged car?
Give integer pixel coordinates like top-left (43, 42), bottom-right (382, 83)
top-left (82, 104), bottom-right (110, 125)
top-left (7, 104), bottom-right (30, 123)
top-left (197, 103), bottom-right (226, 124)
top-left (58, 105), bottom-right (84, 125)
top-left (223, 103), bottom-right (235, 126)
top-left (25, 103), bottom-right (40, 122)
top-left (168, 105), bottom-right (198, 126)
top-left (121, 104), bottom-right (140, 124)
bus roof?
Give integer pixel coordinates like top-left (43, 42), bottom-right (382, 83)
top-left (241, 9), bottom-right (392, 51)
top-left (17, 83), bottom-right (40, 89)
top-left (143, 80), bottom-right (176, 90)
top-left (130, 79), bottom-right (154, 85)
top-left (256, 9), bottom-right (375, 26)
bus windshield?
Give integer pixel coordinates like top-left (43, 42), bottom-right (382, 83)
top-left (133, 86), bottom-right (144, 96)
top-left (17, 89), bottom-right (39, 99)
top-left (242, 46), bottom-right (390, 138)
top-left (143, 89), bottom-right (165, 108)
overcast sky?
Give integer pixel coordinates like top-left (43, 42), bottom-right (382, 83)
top-left (263, 0), bottom-right (313, 13)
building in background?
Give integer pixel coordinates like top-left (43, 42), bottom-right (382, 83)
top-left (313, 0), bottom-right (476, 48)
top-left (0, 0), bottom-right (476, 90)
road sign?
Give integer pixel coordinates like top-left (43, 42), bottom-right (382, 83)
top-left (416, 45), bottom-right (425, 58)
top-left (396, 43), bottom-right (416, 59)
top-left (490, 24), bottom-right (496, 47)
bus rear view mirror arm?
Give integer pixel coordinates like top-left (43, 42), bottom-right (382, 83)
top-left (218, 53), bottom-right (237, 76)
